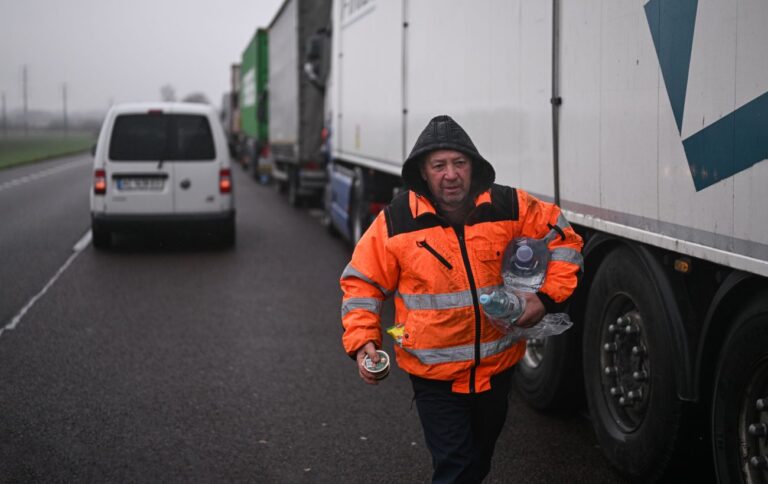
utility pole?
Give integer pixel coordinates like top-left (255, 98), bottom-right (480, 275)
top-left (62, 82), bottom-right (68, 136)
top-left (1, 91), bottom-right (6, 136)
top-left (22, 65), bottom-right (28, 136)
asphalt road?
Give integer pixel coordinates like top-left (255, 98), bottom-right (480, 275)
top-left (0, 154), bottom-right (631, 483)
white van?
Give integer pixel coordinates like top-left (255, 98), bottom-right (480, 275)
top-left (90, 102), bottom-right (235, 248)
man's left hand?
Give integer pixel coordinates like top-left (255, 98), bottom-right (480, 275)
top-left (515, 292), bottom-right (546, 328)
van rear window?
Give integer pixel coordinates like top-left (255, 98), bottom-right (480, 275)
top-left (109, 114), bottom-right (215, 161)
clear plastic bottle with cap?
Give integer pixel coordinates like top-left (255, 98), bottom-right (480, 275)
top-left (479, 289), bottom-right (525, 332)
top-left (482, 235), bottom-right (574, 339)
top-left (502, 237), bottom-right (550, 292)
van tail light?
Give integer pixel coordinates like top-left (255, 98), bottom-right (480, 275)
top-left (260, 144), bottom-right (270, 158)
top-left (94, 169), bottom-right (107, 195)
top-left (305, 161), bottom-right (321, 170)
top-left (219, 168), bottom-right (232, 193)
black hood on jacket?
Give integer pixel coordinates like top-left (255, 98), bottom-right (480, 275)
top-left (402, 115), bottom-right (495, 199)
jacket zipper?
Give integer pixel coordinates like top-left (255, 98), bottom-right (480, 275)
top-left (454, 229), bottom-right (481, 394)
top-left (416, 240), bottom-right (453, 269)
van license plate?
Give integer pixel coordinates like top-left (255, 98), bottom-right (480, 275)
top-left (117, 178), bottom-right (164, 191)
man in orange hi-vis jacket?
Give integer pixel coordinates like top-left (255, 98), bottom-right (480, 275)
top-left (340, 115), bottom-right (583, 483)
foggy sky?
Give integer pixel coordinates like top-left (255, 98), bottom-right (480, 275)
top-left (0, 0), bottom-right (284, 114)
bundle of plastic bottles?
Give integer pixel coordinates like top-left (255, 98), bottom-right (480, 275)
top-left (479, 236), bottom-right (573, 339)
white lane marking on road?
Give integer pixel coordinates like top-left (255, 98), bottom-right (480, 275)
top-left (73, 230), bottom-right (92, 252)
top-left (0, 230), bottom-right (92, 338)
top-left (0, 157), bottom-right (91, 193)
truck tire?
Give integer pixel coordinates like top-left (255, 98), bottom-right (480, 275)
top-left (712, 290), bottom-right (768, 483)
top-left (275, 164), bottom-right (288, 194)
top-left (287, 167), bottom-right (302, 208)
top-left (349, 168), bottom-right (369, 245)
top-left (514, 320), bottom-right (582, 410)
top-left (322, 186), bottom-right (340, 238)
top-left (583, 246), bottom-right (682, 481)
top-left (92, 226), bottom-right (111, 250)
top-left (250, 155), bottom-right (261, 181)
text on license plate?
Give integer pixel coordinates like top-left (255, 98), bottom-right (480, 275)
top-left (116, 178), bottom-right (165, 191)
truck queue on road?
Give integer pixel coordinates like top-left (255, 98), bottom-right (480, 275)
top-left (224, 1), bottom-right (768, 482)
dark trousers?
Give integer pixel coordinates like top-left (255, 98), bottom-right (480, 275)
top-left (410, 369), bottom-right (512, 484)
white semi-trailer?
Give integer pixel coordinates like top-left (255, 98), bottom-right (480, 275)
top-left (318, 0), bottom-right (768, 481)
top-left (267, 0), bottom-right (332, 205)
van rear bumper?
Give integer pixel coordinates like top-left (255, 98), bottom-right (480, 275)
top-left (91, 211), bottom-right (235, 234)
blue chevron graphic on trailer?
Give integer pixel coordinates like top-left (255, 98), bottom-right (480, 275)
top-left (645, 0), bottom-right (768, 191)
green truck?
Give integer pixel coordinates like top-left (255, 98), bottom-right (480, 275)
top-left (238, 28), bottom-right (270, 180)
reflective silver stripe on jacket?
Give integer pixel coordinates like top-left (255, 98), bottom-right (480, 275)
top-left (557, 213), bottom-right (572, 231)
top-left (340, 263), bottom-right (393, 297)
top-left (341, 298), bottom-right (382, 319)
top-left (402, 333), bottom-right (521, 365)
top-left (399, 286), bottom-right (502, 311)
top-left (544, 228), bottom-right (560, 243)
top-left (550, 247), bottom-right (584, 270)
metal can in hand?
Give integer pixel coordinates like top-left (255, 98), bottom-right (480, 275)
top-left (363, 350), bottom-right (390, 380)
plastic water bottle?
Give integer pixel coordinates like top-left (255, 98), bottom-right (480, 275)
top-left (503, 237), bottom-right (550, 292)
top-left (485, 235), bottom-right (576, 339)
top-left (479, 290), bottom-right (525, 327)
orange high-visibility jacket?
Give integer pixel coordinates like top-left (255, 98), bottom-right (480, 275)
top-left (340, 185), bottom-right (583, 393)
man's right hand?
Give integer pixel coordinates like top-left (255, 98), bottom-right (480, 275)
top-left (515, 292), bottom-right (546, 328)
top-left (356, 341), bottom-right (381, 385)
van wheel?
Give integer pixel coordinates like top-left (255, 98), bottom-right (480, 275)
top-left (583, 246), bottom-right (681, 481)
top-left (712, 290), bottom-right (768, 483)
top-left (514, 320), bottom-right (582, 410)
top-left (221, 220), bottom-right (236, 248)
top-left (92, 227), bottom-right (111, 250)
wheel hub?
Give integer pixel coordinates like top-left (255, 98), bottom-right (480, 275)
top-left (600, 309), bottom-right (650, 431)
top-left (741, 359), bottom-right (768, 482)
top-left (523, 338), bottom-right (545, 369)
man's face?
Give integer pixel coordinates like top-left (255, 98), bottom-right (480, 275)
top-left (420, 150), bottom-right (473, 210)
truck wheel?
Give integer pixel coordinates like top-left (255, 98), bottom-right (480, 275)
top-left (275, 165), bottom-right (288, 194)
top-left (322, 187), bottom-right (340, 238)
top-left (92, 226), bottom-right (111, 250)
top-left (712, 290), bottom-right (768, 483)
top-left (583, 246), bottom-right (682, 481)
top-left (250, 155), bottom-right (261, 181)
top-left (287, 167), bottom-right (302, 208)
top-left (349, 168), bottom-right (369, 245)
top-left (514, 320), bottom-right (582, 410)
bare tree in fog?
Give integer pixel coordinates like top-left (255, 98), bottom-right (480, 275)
top-left (160, 84), bottom-right (176, 102)
top-left (181, 92), bottom-right (210, 104)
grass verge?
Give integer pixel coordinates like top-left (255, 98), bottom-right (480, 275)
top-left (0, 132), bottom-right (96, 170)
